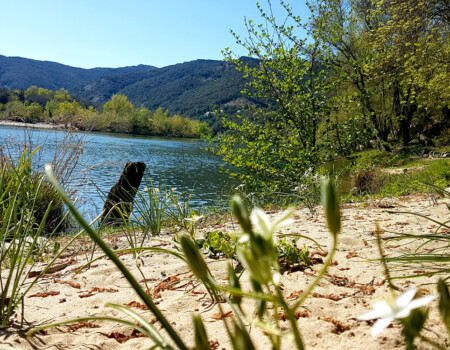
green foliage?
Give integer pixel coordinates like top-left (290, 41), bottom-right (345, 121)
top-left (379, 183), bottom-right (450, 281)
top-left (197, 231), bottom-right (237, 259)
top-left (350, 150), bottom-right (403, 172)
top-left (312, 0), bottom-right (449, 147)
top-left (0, 148), bottom-right (72, 326)
top-left (0, 149), bottom-right (66, 235)
top-left (216, 1), bottom-right (337, 194)
top-left (0, 55), bottom-right (260, 131)
top-left (377, 159), bottom-right (450, 198)
top-left (277, 239), bottom-right (312, 267)
top-left (0, 86), bottom-right (211, 138)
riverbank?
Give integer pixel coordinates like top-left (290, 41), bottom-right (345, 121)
top-left (1, 192), bottom-right (448, 349)
top-left (0, 119), bottom-right (72, 130)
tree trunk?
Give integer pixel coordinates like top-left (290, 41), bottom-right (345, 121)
top-left (101, 162), bottom-right (146, 226)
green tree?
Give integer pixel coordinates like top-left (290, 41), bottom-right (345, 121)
top-left (103, 94), bottom-right (134, 116)
top-left (313, 0), bottom-right (450, 147)
top-left (4, 101), bottom-right (27, 120)
top-left (54, 100), bottom-right (81, 126)
top-left (367, 0), bottom-right (450, 145)
top-left (129, 106), bottom-right (151, 134)
top-left (24, 86), bottom-right (53, 105)
top-left (150, 108), bottom-right (170, 135)
top-left (53, 88), bottom-right (72, 102)
top-left (216, 1), bottom-right (335, 193)
top-left (26, 102), bottom-right (44, 122)
top-left (45, 99), bottom-right (59, 119)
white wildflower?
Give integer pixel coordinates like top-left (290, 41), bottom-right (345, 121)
top-left (249, 208), bottom-right (294, 241)
top-left (358, 285), bottom-right (438, 337)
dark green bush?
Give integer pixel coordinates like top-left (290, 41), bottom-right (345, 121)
top-left (0, 151), bottom-right (66, 236)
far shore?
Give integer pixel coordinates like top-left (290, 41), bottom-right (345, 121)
top-left (0, 119), bottom-right (204, 140)
top-left (0, 119), bottom-right (72, 131)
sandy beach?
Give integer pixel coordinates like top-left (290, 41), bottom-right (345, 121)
top-left (0, 120), bottom-right (73, 131)
top-left (1, 192), bottom-right (449, 349)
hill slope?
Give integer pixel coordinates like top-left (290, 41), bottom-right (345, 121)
top-left (0, 55), bottom-right (261, 128)
top-left (0, 55), bottom-right (156, 91)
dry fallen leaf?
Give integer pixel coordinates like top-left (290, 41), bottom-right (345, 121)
top-left (78, 287), bottom-right (119, 298)
top-left (55, 280), bottom-right (81, 289)
top-left (346, 252), bottom-right (359, 259)
top-left (28, 291), bottom-right (60, 298)
top-left (125, 301), bottom-right (149, 310)
top-left (287, 290), bottom-right (304, 300)
top-left (210, 311), bottom-right (232, 321)
top-left (107, 329), bottom-right (146, 343)
top-left (319, 317), bottom-right (352, 334)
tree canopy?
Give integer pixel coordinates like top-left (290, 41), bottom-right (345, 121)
top-left (214, 0), bottom-right (449, 195)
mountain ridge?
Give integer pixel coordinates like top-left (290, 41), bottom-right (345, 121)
top-left (0, 55), bottom-right (260, 128)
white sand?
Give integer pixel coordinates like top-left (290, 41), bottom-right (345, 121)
top-left (1, 193), bottom-right (448, 349)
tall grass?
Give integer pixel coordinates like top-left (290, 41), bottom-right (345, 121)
top-left (380, 184), bottom-right (450, 280)
top-left (0, 130), bottom-right (86, 233)
top-left (0, 148), bottom-right (75, 326)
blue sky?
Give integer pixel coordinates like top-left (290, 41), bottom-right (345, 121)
top-left (0, 0), bottom-right (309, 68)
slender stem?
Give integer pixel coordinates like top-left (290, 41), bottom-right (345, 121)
top-left (276, 287), bottom-right (305, 350)
top-left (292, 235), bottom-right (338, 311)
top-left (376, 224), bottom-right (398, 294)
top-left (419, 335), bottom-right (447, 350)
top-left (213, 284), bottom-right (278, 302)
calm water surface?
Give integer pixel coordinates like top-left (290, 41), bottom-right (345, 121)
top-left (0, 126), bottom-right (235, 219)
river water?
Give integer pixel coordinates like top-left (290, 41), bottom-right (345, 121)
top-left (0, 125), bottom-right (234, 220)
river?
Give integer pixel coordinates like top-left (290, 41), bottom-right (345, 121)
top-left (0, 125), bottom-right (235, 220)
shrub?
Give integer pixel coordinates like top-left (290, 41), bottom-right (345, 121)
top-left (0, 149), bottom-right (64, 325)
top-left (0, 149), bottom-right (66, 235)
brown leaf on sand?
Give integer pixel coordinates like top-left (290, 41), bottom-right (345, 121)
top-left (152, 276), bottom-right (180, 299)
top-left (28, 262), bottom-right (70, 278)
top-left (287, 265), bottom-right (307, 273)
top-left (355, 285), bottom-right (375, 295)
top-left (210, 311), bottom-right (232, 321)
top-left (78, 287), bottom-right (119, 298)
top-left (375, 203), bottom-right (395, 209)
top-left (287, 290), bottom-right (304, 300)
top-left (29, 291), bottom-right (60, 298)
top-left (311, 251), bottom-right (328, 257)
top-left (319, 317), bottom-right (352, 334)
top-left (55, 280), bottom-right (81, 289)
top-left (209, 340), bottom-right (220, 350)
top-left (346, 252), bottom-right (359, 259)
top-left (107, 329), bottom-right (146, 343)
top-left (369, 229), bottom-right (385, 236)
top-left (295, 310), bottom-right (309, 318)
top-left (125, 301), bottom-right (149, 310)
top-left (311, 292), bottom-right (349, 301)
top-left (278, 311), bottom-right (309, 321)
top-left (328, 275), bottom-right (351, 287)
top-left (67, 321), bottom-right (101, 332)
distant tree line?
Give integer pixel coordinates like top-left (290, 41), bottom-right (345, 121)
top-left (0, 87), bottom-right (211, 138)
